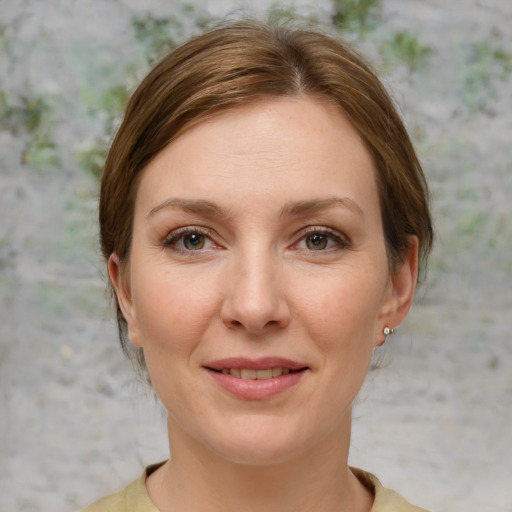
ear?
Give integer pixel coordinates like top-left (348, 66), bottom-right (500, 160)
top-left (376, 236), bottom-right (419, 346)
top-left (108, 253), bottom-right (143, 347)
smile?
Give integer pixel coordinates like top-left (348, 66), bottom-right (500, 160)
top-left (205, 358), bottom-right (309, 400)
top-left (216, 368), bottom-right (296, 379)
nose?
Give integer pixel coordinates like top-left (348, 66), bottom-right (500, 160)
top-left (220, 248), bottom-right (291, 335)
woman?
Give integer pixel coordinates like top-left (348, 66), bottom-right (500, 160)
top-left (84, 19), bottom-right (433, 512)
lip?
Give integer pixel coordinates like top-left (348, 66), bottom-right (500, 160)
top-left (205, 357), bottom-right (307, 371)
top-left (204, 357), bottom-right (309, 400)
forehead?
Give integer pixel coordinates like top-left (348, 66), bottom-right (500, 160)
top-left (135, 96), bottom-right (379, 220)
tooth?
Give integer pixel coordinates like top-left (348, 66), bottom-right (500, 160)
top-left (221, 369), bottom-right (229, 375)
top-left (282, 368), bottom-right (290, 375)
top-left (272, 368), bottom-right (283, 377)
top-left (230, 368), bottom-right (241, 378)
top-left (256, 369), bottom-right (273, 380)
top-left (241, 369), bottom-right (257, 379)
top-left (240, 369), bottom-right (256, 379)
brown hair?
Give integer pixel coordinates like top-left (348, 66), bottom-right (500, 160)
top-left (99, 19), bottom-right (433, 370)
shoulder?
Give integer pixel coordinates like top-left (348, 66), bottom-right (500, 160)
top-left (351, 467), bottom-right (430, 512)
top-left (80, 464), bottom-right (162, 512)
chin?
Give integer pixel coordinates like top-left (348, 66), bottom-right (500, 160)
top-left (197, 415), bottom-right (328, 467)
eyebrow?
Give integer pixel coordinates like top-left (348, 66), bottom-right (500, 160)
top-left (147, 198), bottom-right (231, 219)
top-left (280, 197), bottom-right (365, 218)
top-left (147, 196), bottom-right (364, 220)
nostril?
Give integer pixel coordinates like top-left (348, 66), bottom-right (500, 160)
top-left (235, 319), bottom-right (279, 327)
top-left (221, 287), bottom-right (291, 333)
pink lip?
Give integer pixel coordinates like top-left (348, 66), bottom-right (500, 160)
top-left (204, 357), bottom-right (309, 400)
top-left (205, 357), bottom-right (306, 371)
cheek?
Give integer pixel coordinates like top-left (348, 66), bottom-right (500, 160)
top-left (295, 269), bottom-right (385, 354)
top-left (131, 264), bottom-right (220, 354)
top-left (130, 268), bottom-right (221, 406)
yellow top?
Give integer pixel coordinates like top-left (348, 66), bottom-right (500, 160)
top-left (82, 463), bottom-right (429, 512)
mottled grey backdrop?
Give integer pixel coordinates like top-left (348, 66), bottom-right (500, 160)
top-left (1, 1), bottom-right (511, 511)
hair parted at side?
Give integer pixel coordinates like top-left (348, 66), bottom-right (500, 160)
top-left (99, 18), bottom-right (433, 374)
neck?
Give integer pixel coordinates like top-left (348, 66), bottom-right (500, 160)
top-left (146, 412), bottom-right (373, 512)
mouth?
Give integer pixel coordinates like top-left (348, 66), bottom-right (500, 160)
top-left (209, 367), bottom-right (306, 380)
top-left (204, 357), bottom-right (309, 399)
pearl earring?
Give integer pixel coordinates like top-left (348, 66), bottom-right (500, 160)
top-left (383, 326), bottom-right (395, 337)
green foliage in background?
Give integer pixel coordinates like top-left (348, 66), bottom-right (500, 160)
top-left (381, 30), bottom-right (432, 71)
top-left (75, 5), bottom-right (212, 180)
top-left (0, 91), bottom-right (60, 169)
top-left (132, 5), bottom-right (210, 65)
top-left (132, 13), bottom-right (184, 65)
top-left (331, 0), bottom-right (382, 34)
top-left (462, 41), bottom-right (512, 111)
top-left (76, 84), bottom-right (130, 180)
top-left (4, 1), bottom-right (438, 180)
top-left (267, 4), bottom-right (302, 24)
top-left (76, 140), bottom-right (109, 181)
top-left (266, 3), bottom-right (323, 27)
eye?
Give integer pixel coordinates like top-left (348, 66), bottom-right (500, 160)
top-left (164, 228), bottom-right (217, 252)
top-left (305, 233), bottom-right (331, 250)
top-left (181, 233), bottom-right (207, 250)
top-left (294, 228), bottom-right (349, 252)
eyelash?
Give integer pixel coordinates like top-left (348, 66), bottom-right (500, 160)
top-left (292, 227), bottom-right (350, 252)
top-left (163, 226), bottom-right (219, 254)
top-left (162, 226), bottom-right (350, 254)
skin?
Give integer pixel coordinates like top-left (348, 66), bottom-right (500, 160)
top-left (109, 97), bottom-right (418, 512)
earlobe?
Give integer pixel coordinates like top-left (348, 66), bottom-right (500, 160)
top-left (377, 237), bottom-right (419, 346)
top-left (108, 253), bottom-right (143, 347)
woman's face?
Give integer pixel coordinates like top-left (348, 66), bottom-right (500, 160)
top-left (110, 97), bottom-right (417, 466)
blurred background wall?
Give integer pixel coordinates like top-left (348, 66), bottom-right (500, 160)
top-left (1, 1), bottom-right (511, 510)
